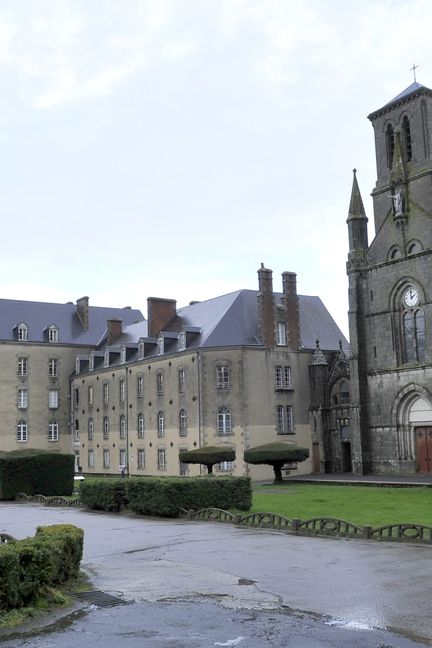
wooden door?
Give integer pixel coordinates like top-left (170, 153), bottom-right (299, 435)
top-left (312, 443), bottom-right (320, 473)
top-left (415, 427), bottom-right (432, 473)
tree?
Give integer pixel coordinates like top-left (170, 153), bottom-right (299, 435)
top-left (244, 442), bottom-right (309, 483)
top-left (179, 446), bottom-right (235, 475)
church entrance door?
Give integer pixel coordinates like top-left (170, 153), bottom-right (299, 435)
top-left (415, 427), bottom-right (432, 473)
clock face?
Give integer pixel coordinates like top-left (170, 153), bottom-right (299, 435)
top-left (404, 288), bottom-right (419, 308)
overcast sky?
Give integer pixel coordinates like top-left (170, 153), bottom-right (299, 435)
top-left (1, 0), bottom-right (431, 338)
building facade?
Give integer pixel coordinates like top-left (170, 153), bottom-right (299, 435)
top-left (346, 80), bottom-right (432, 474)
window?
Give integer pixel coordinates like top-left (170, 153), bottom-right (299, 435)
top-left (49, 358), bottom-right (58, 377)
top-left (217, 406), bottom-right (232, 435)
top-left (157, 448), bottom-right (166, 470)
top-left (74, 388), bottom-right (79, 409)
top-left (277, 405), bottom-right (294, 434)
top-left (404, 309), bottom-right (426, 363)
top-left (339, 382), bottom-right (350, 405)
top-left (103, 383), bottom-right (109, 404)
top-left (103, 449), bottom-right (110, 469)
top-left (179, 409), bottom-right (187, 436)
top-left (17, 324), bottom-right (28, 341)
top-left (88, 386), bottom-right (94, 406)
top-left (402, 115), bottom-right (412, 161)
top-left (386, 123), bottom-right (395, 168)
top-left (137, 376), bottom-right (144, 398)
top-left (157, 411), bottom-right (165, 437)
top-left (48, 421), bottom-right (59, 441)
top-left (74, 419), bottom-right (80, 442)
top-left (179, 448), bottom-right (188, 475)
top-left (17, 420), bottom-right (28, 442)
top-left (88, 449), bottom-right (95, 468)
top-left (178, 369), bottom-right (186, 393)
top-left (157, 372), bottom-right (164, 395)
top-left (119, 380), bottom-right (125, 402)
top-left (49, 389), bottom-right (59, 409)
top-left (219, 461), bottom-right (234, 471)
top-left (103, 416), bottom-right (110, 439)
top-left (88, 418), bottom-right (94, 441)
top-left (275, 366), bottom-right (292, 389)
top-left (17, 389), bottom-right (28, 409)
top-left (137, 448), bottom-right (145, 469)
top-left (138, 413), bottom-right (144, 438)
top-left (48, 325), bottom-right (58, 343)
top-left (178, 331), bottom-right (186, 351)
top-left (18, 357), bottom-right (28, 376)
top-left (276, 322), bottom-right (287, 346)
top-left (216, 365), bottom-right (229, 390)
top-left (119, 415), bottom-right (126, 439)
top-left (119, 448), bottom-right (127, 467)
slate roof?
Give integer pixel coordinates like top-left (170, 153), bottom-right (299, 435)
top-left (368, 81), bottom-right (432, 120)
top-left (162, 289), bottom-right (348, 352)
top-left (0, 298), bottom-right (144, 346)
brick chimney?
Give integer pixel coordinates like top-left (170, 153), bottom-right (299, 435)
top-left (281, 271), bottom-right (301, 349)
top-left (257, 263), bottom-right (275, 348)
top-left (107, 318), bottom-right (122, 345)
top-left (76, 296), bottom-right (89, 330)
top-left (147, 297), bottom-right (177, 338)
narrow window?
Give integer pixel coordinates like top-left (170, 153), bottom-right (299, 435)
top-left (179, 409), bottom-right (187, 436)
top-left (286, 405), bottom-right (293, 433)
top-left (119, 448), bottom-right (127, 468)
top-left (103, 382), bottom-right (109, 404)
top-left (49, 389), bottom-right (59, 409)
top-left (178, 331), bottom-right (186, 351)
top-left (277, 405), bottom-right (285, 433)
top-left (17, 420), bottom-right (28, 442)
top-left (137, 413), bottom-right (144, 438)
top-left (88, 449), bottom-right (95, 468)
top-left (402, 115), bottom-right (412, 161)
top-left (137, 376), bottom-right (144, 398)
top-left (386, 123), bottom-right (395, 168)
top-left (49, 358), bottom-right (58, 377)
top-left (157, 372), bottom-right (164, 396)
top-left (74, 419), bottom-right (80, 442)
top-left (18, 357), bottom-right (28, 376)
top-left (88, 386), bottom-right (94, 406)
top-left (119, 379), bottom-right (125, 402)
top-left (119, 415), bottom-right (126, 439)
top-left (18, 389), bottom-right (28, 409)
top-left (276, 322), bottom-right (287, 346)
top-left (103, 449), bottom-right (110, 469)
top-left (17, 324), bottom-right (28, 341)
top-left (48, 326), bottom-right (58, 343)
top-left (178, 369), bottom-right (186, 393)
top-left (137, 448), bottom-right (145, 469)
top-left (88, 418), bottom-right (94, 440)
top-left (157, 337), bottom-right (164, 355)
top-left (179, 448), bottom-right (188, 475)
top-left (217, 407), bottom-right (232, 435)
top-left (157, 448), bottom-right (166, 470)
top-left (48, 421), bottom-right (59, 441)
top-left (339, 382), bottom-right (350, 404)
top-left (74, 388), bottom-right (79, 409)
top-left (103, 416), bottom-right (110, 439)
top-left (216, 365), bottom-right (229, 389)
top-left (157, 411), bottom-right (165, 437)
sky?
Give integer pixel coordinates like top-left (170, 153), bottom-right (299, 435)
top-left (1, 0), bottom-right (432, 339)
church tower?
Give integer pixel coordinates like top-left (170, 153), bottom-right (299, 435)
top-left (347, 80), bottom-right (432, 475)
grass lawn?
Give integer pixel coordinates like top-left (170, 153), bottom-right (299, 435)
top-left (250, 483), bottom-right (432, 527)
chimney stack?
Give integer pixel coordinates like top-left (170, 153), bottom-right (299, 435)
top-left (107, 318), bottom-right (122, 345)
top-left (257, 263), bottom-right (275, 348)
top-left (76, 296), bottom-right (89, 330)
top-left (281, 271), bottom-right (301, 349)
top-left (147, 297), bottom-right (177, 338)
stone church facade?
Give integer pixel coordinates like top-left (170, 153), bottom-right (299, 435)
top-left (346, 80), bottom-right (432, 475)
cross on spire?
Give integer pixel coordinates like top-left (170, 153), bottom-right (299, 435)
top-left (410, 62), bottom-right (419, 82)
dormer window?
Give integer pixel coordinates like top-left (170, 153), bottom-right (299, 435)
top-left (17, 323), bottom-right (28, 341)
top-left (178, 331), bottom-right (186, 351)
top-left (48, 325), bottom-right (58, 343)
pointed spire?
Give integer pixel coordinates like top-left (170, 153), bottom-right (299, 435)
top-left (347, 169), bottom-right (367, 222)
top-left (313, 339), bottom-right (328, 366)
top-left (391, 131), bottom-right (406, 184)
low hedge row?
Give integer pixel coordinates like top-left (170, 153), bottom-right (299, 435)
top-left (80, 476), bottom-right (251, 517)
top-left (0, 524), bottom-right (84, 611)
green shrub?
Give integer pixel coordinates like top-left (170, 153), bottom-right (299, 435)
top-left (179, 446), bottom-right (236, 474)
top-left (127, 476), bottom-right (252, 517)
top-left (0, 524), bottom-right (84, 612)
top-left (80, 478), bottom-right (128, 512)
top-left (0, 450), bottom-right (75, 500)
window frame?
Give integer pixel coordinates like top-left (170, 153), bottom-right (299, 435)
top-left (217, 406), bottom-right (232, 435)
top-left (17, 420), bottom-right (28, 442)
top-left (157, 411), bottom-right (165, 437)
top-left (216, 365), bottom-right (230, 390)
top-left (48, 420), bottom-right (59, 442)
top-left (157, 448), bottom-right (166, 470)
top-left (18, 388), bottom-right (28, 409)
top-left (49, 389), bottom-right (59, 409)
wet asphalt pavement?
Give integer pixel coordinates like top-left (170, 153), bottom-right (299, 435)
top-left (0, 503), bottom-right (431, 647)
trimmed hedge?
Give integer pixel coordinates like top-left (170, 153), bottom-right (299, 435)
top-left (0, 524), bottom-right (83, 611)
top-left (79, 476), bottom-right (252, 517)
top-left (80, 478), bottom-right (128, 512)
top-left (126, 476), bottom-right (252, 517)
top-left (0, 450), bottom-right (75, 500)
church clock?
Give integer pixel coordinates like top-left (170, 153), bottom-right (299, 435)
top-left (404, 287), bottom-right (419, 308)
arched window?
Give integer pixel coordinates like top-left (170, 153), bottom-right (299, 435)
top-left (217, 407), bottom-right (232, 435)
top-left (179, 409), bottom-right (187, 436)
top-left (157, 411), bottom-right (165, 437)
top-left (401, 115), bottom-right (412, 161)
top-left (17, 323), bottom-right (28, 341)
top-left (138, 413), bottom-right (144, 438)
top-left (339, 381), bottom-right (350, 405)
top-left (386, 123), bottom-right (395, 168)
top-left (403, 309), bottom-right (426, 363)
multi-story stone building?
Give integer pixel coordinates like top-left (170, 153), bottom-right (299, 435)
top-left (345, 79), bottom-right (432, 474)
top-left (71, 267), bottom-right (348, 480)
top-left (0, 297), bottom-right (144, 468)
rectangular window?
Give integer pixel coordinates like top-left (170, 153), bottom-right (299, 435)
top-left (119, 380), bottom-right (125, 402)
top-left (103, 449), bottom-right (110, 469)
top-left (48, 358), bottom-right (58, 377)
top-left (120, 416), bottom-right (127, 439)
top-left (138, 414), bottom-right (144, 438)
top-left (157, 448), bottom-right (166, 470)
top-left (18, 357), bottom-right (28, 376)
top-left (88, 418), bottom-right (94, 440)
top-left (48, 421), bottom-right (59, 441)
top-left (119, 448), bottom-right (126, 467)
top-left (88, 386), bottom-right (94, 406)
top-left (74, 388), bottom-right (79, 409)
top-left (275, 366), bottom-right (292, 389)
top-left (74, 419), bottom-right (80, 442)
top-left (216, 365), bottom-right (229, 389)
top-left (277, 322), bottom-right (287, 346)
top-left (88, 449), bottom-right (95, 468)
top-left (157, 373), bottom-right (163, 395)
top-left (49, 327), bottom-right (58, 343)
top-left (178, 369), bottom-right (185, 393)
top-left (17, 421), bottom-right (28, 442)
top-left (103, 383), bottom-right (109, 404)
top-left (137, 376), bottom-right (144, 398)
top-left (277, 405), bottom-right (294, 434)
top-left (49, 389), bottom-right (59, 409)
top-left (103, 417), bottom-right (109, 440)
top-left (18, 325), bottom-right (28, 341)
top-left (286, 405), bottom-right (293, 432)
top-left (18, 389), bottom-right (28, 409)
top-left (219, 461), bottom-right (234, 471)
top-left (137, 448), bottom-right (145, 469)
top-left (179, 448), bottom-right (188, 475)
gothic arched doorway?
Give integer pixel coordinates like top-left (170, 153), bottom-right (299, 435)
top-left (410, 397), bottom-right (432, 473)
